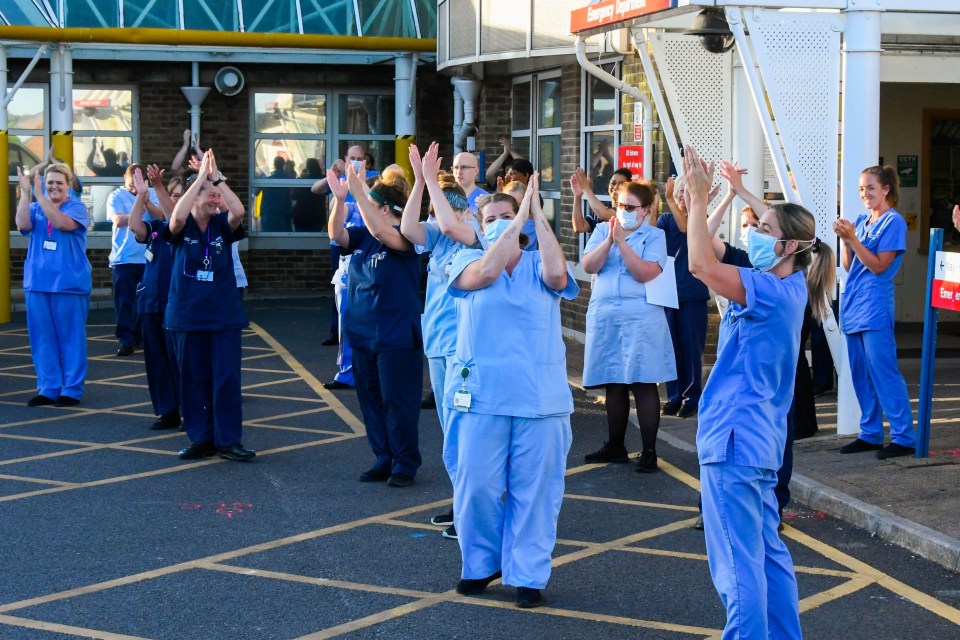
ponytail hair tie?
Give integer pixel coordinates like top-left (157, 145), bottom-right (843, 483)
top-left (812, 237), bottom-right (821, 253)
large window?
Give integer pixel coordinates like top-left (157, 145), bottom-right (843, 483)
top-left (250, 89), bottom-right (394, 234)
top-left (511, 71), bottom-right (562, 230)
top-left (579, 61), bottom-right (622, 255)
top-left (6, 86), bottom-right (46, 231)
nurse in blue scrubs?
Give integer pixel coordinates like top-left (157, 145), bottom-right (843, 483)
top-left (165, 150), bottom-right (254, 462)
top-left (683, 146), bottom-right (835, 639)
top-left (327, 165), bottom-right (423, 488)
top-left (15, 164), bottom-right (92, 407)
top-left (580, 181), bottom-right (675, 471)
top-left (444, 175), bottom-right (579, 609)
top-left (127, 167), bottom-right (181, 430)
top-left (400, 142), bottom-right (484, 534)
top-left (835, 166), bottom-right (915, 459)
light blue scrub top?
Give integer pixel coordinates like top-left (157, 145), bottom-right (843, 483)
top-left (839, 209), bottom-right (906, 334)
top-left (22, 199), bottom-right (92, 295)
top-left (444, 249), bottom-right (579, 418)
top-left (697, 268), bottom-right (807, 471)
top-left (107, 187), bottom-right (159, 266)
top-left (583, 221), bottom-right (668, 302)
top-left (466, 187), bottom-right (489, 212)
top-left (415, 218), bottom-right (482, 358)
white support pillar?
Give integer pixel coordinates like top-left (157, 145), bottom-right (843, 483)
top-left (836, 0), bottom-right (882, 436)
top-left (731, 56), bottom-right (765, 246)
top-left (394, 54), bottom-right (417, 178)
top-left (453, 88), bottom-right (464, 156)
top-left (49, 45), bottom-right (74, 171)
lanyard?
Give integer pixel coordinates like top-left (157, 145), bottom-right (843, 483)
top-left (46, 221), bottom-right (53, 239)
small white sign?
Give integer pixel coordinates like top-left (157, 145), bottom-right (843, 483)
top-left (633, 102), bottom-right (643, 143)
top-left (934, 251), bottom-right (960, 283)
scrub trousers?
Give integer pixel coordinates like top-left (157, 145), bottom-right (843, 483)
top-left (171, 329), bottom-right (243, 448)
top-left (112, 263), bottom-right (145, 347)
top-left (427, 355), bottom-right (453, 432)
top-left (351, 345), bottom-right (423, 478)
top-left (845, 329), bottom-right (915, 447)
top-left (665, 300), bottom-right (708, 408)
top-left (26, 292), bottom-right (89, 401)
top-left (701, 438), bottom-right (802, 640)
top-left (443, 411), bottom-right (573, 589)
top-left (333, 279), bottom-right (354, 386)
top-left (141, 312), bottom-right (180, 418)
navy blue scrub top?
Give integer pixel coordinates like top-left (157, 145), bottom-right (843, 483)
top-left (722, 243), bottom-right (753, 269)
top-left (657, 213), bottom-right (709, 302)
top-left (137, 218), bottom-right (175, 314)
top-left (163, 212), bottom-right (248, 332)
top-left (343, 225), bottom-right (423, 351)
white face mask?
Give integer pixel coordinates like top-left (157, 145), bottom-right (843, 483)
top-left (740, 226), bottom-right (752, 247)
top-left (350, 159), bottom-right (364, 173)
top-left (616, 207), bottom-right (640, 229)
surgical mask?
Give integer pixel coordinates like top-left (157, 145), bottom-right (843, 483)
top-left (616, 207), bottom-right (639, 229)
top-left (745, 227), bottom-right (783, 272)
top-left (483, 219), bottom-right (513, 245)
top-left (739, 226), bottom-right (753, 247)
top-left (350, 160), bottom-right (364, 173)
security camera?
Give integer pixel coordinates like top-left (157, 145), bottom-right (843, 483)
top-left (684, 9), bottom-right (735, 54)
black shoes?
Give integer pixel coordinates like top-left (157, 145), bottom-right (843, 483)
top-left (116, 344), bottom-right (135, 356)
top-left (635, 450), bottom-right (658, 473)
top-left (320, 335), bottom-right (338, 346)
top-left (178, 441), bottom-right (217, 460)
top-left (677, 404), bottom-right (698, 419)
top-left (431, 510), bottom-right (454, 526)
top-left (387, 473), bottom-right (414, 488)
top-left (358, 468), bottom-right (391, 482)
top-left (661, 401), bottom-right (681, 416)
top-left (323, 380), bottom-right (352, 390)
top-left (839, 438), bottom-right (883, 454)
top-left (456, 571), bottom-right (502, 595)
top-left (420, 391), bottom-right (436, 409)
top-left (877, 443), bottom-right (915, 460)
top-left (150, 413), bottom-right (181, 430)
top-left (515, 587), bottom-right (543, 608)
top-left (584, 442), bottom-right (629, 464)
top-left (218, 444), bottom-right (256, 462)
top-left (692, 515), bottom-right (704, 530)
top-left (27, 394), bottom-right (56, 407)
top-left (442, 524), bottom-right (458, 540)
top-left (813, 386), bottom-right (834, 398)
top-left (54, 395), bottom-right (80, 407)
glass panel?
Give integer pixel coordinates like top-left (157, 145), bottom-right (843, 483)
top-left (538, 78), bottom-right (560, 130)
top-left (511, 136), bottom-right (530, 161)
top-left (73, 136), bottom-right (134, 178)
top-left (241, 0), bottom-right (298, 33)
top-left (357, 0), bottom-right (416, 37)
top-left (123, 0), bottom-right (179, 28)
top-left (301, 0), bottom-right (359, 36)
top-left (83, 180), bottom-right (125, 230)
top-left (338, 95), bottom-right (395, 136)
top-left (253, 139), bottom-right (326, 180)
top-left (73, 89), bottom-right (134, 132)
top-left (541, 198), bottom-right (557, 227)
top-left (2, 1), bottom-right (53, 27)
top-left (586, 131), bottom-right (616, 198)
top-left (6, 88), bottom-right (45, 130)
top-left (255, 93), bottom-right (327, 134)
top-left (414, 0), bottom-right (438, 38)
top-left (589, 66), bottom-right (617, 127)
top-left (336, 140), bottom-right (395, 172)
top-left (7, 135), bottom-right (45, 173)
top-left (64, 0), bottom-right (119, 28)
top-left (512, 82), bottom-right (531, 131)
top-left (538, 135), bottom-right (561, 191)
top-left (184, 0), bottom-right (240, 31)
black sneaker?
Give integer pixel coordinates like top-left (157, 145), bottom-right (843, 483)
top-left (661, 401), bottom-right (681, 416)
top-left (456, 571), bottom-right (502, 595)
top-left (431, 510), bottom-right (454, 526)
top-left (677, 404), bottom-right (698, 419)
top-left (116, 344), bottom-right (134, 357)
top-left (584, 442), bottom-right (629, 464)
top-left (515, 587), bottom-right (543, 608)
top-left (387, 473), bottom-right (415, 488)
top-left (442, 524), bottom-right (458, 540)
top-left (839, 438), bottom-right (883, 454)
top-left (217, 444), bottom-right (256, 462)
top-left (358, 468), bottom-right (391, 482)
top-left (420, 391), bottom-right (436, 409)
top-left (27, 394), bottom-right (56, 407)
top-left (150, 413), bottom-right (181, 430)
top-left (635, 450), bottom-right (658, 473)
top-left (877, 443), bottom-right (915, 460)
top-left (692, 515), bottom-right (704, 530)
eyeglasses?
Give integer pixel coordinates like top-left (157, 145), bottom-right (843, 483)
top-left (620, 203), bottom-right (644, 213)
top-left (453, 165), bottom-right (476, 171)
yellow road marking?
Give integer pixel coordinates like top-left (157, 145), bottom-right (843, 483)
top-left (798, 576), bottom-right (876, 613)
top-left (0, 615), bottom-right (151, 640)
top-left (565, 493), bottom-right (700, 513)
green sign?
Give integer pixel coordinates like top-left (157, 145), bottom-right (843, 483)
top-left (898, 155), bottom-right (918, 188)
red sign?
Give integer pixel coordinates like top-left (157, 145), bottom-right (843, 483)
top-left (618, 145), bottom-right (644, 175)
top-left (570, 0), bottom-right (675, 34)
top-left (932, 280), bottom-right (960, 312)
top-left (73, 98), bottom-right (110, 108)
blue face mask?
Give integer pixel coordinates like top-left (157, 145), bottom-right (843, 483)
top-left (483, 218), bottom-right (513, 245)
top-left (746, 227), bottom-right (784, 272)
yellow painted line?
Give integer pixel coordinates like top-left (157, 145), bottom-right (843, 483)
top-left (620, 546), bottom-right (708, 562)
top-left (294, 594), bottom-right (453, 640)
top-left (0, 615), bottom-right (151, 640)
top-left (250, 323), bottom-right (365, 436)
top-left (0, 474), bottom-right (77, 487)
top-left (0, 445), bottom-right (103, 466)
top-left (244, 423), bottom-right (351, 437)
top-left (244, 406), bottom-right (334, 424)
top-left (0, 372), bottom-right (36, 379)
top-left (550, 517), bottom-right (702, 570)
top-left (242, 345), bottom-right (275, 352)
top-left (241, 392), bottom-right (327, 403)
top-left (378, 518), bottom-right (439, 532)
top-left (242, 352), bottom-right (285, 362)
top-left (565, 493), bottom-right (700, 513)
top-left (0, 410), bottom-right (90, 428)
top-left (0, 363), bottom-right (34, 372)
top-left (241, 366), bottom-right (296, 374)
top-left (241, 376), bottom-right (304, 390)
top-left (798, 576), bottom-right (876, 613)
top-left (657, 458), bottom-right (701, 492)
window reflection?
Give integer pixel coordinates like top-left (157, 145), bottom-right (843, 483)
top-left (6, 88), bottom-right (45, 130)
top-left (72, 89), bottom-right (133, 131)
top-left (539, 79), bottom-right (560, 129)
top-left (255, 93), bottom-right (326, 134)
top-left (339, 95), bottom-right (394, 135)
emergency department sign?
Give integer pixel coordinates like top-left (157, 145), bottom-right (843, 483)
top-left (932, 251), bottom-right (960, 312)
top-left (618, 145), bottom-right (644, 175)
top-left (570, 0), bottom-right (676, 34)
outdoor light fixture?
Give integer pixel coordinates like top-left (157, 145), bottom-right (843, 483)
top-left (684, 8), bottom-right (735, 54)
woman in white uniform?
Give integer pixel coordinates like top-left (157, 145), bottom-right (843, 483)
top-left (444, 175), bottom-right (579, 609)
top-left (683, 146), bottom-right (835, 639)
top-left (581, 181), bottom-right (675, 471)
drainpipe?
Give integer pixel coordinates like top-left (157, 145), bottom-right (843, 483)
top-left (575, 35), bottom-right (652, 180)
top-left (395, 54), bottom-right (417, 181)
top-left (180, 62), bottom-right (210, 142)
top-left (452, 76), bottom-right (480, 153)
top-left (452, 87), bottom-right (464, 155)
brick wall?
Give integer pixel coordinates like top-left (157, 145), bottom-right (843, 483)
top-left (9, 248), bottom-right (112, 292)
top-left (243, 248), bottom-right (334, 294)
top-left (475, 76), bottom-right (513, 178)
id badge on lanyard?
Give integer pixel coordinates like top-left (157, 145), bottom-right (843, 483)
top-left (195, 226), bottom-right (214, 282)
top-left (453, 367), bottom-right (472, 412)
top-left (43, 222), bottom-right (57, 251)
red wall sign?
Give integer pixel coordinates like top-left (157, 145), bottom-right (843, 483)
top-left (618, 145), bottom-right (644, 175)
top-left (570, 0), bottom-right (675, 34)
top-left (932, 252), bottom-right (960, 312)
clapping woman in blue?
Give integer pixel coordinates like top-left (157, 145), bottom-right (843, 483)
top-left (443, 174), bottom-right (578, 609)
top-left (15, 164), bottom-right (92, 407)
top-left (684, 145), bottom-right (835, 639)
top-left (835, 166), bottom-right (914, 459)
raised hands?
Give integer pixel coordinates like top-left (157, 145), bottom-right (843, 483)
top-left (570, 171), bottom-right (583, 200)
top-left (181, 129), bottom-right (191, 146)
top-left (833, 218), bottom-right (857, 242)
top-left (132, 168), bottom-right (149, 196)
top-left (953, 204), bottom-right (960, 232)
top-left (499, 136), bottom-right (512, 155)
top-left (682, 146), bottom-right (714, 205)
top-left (146, 164), bottom-right (165, 189)
top-left (17, 166), bottom-right (31, 193)
top-left (32, 170), bottom-right (45, 201)
top-left (344, 163), bottom-right (366, 199)
top-left (327, 168), bottom-right (348, 202)
top-left (421, 142), bottom-right (442, 182)
top-left (408, 144), bottom-right (425, 183)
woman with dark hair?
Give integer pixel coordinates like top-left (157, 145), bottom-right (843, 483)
top-left (327, 165), bottom-right (423, 488)
top-left (835, 165), bottom-right (914, 459)
top-left (292, 158), bottom-right (326, 232)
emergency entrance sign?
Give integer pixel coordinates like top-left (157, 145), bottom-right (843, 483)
top-left (618, 145), bottom-right (644, 175)
top-left (932, 251), bottom-right (960, 311)
top-left (570, 0), bottom-right (676, 34)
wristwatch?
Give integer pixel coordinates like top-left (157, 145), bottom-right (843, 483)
top-left (213, 173), bottom-right (227, 186)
